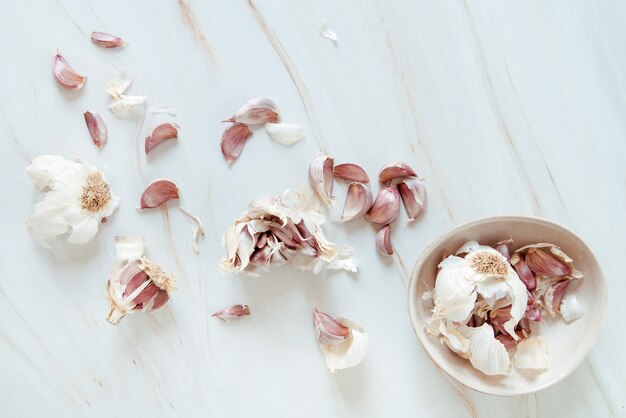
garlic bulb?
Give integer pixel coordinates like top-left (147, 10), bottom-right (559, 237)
top-left (26, 155), bottom-right (120, 247)
top-left (219, 190), bottom-right (358, 275)
top-left (106, 236), bottom-right (176, 324)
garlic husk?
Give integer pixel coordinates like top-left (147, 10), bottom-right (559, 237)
top-left (340, 182), bottom-right (373, 221)
top-left (318, 21), bottom-right (338, 42)
top-left (84, 111), bottom-right (108, 149)
top-left (309, 153), bottom-right (334, 208)
top-left (514, 243), bottom-right (583, 279)
top-left (398, 177), bottom-right (427, 222)
top-left (52, 51), bottom-right (86, 90)
top-left (559, 295), bottom-right (584, 322)
top-left (219, 190), bottom-right (358, 275)
top-left (378, 161), bottom-right (417, 185)
top-left (105, 74), bottom-right (146, 116)
top-left (149, 105), bottom-right (177, 115)
top-left (458, 323), bottom-right (511, 376)
top-left (333, 163), bottom-right (370, 183)
top-left (179, 208), bottom-right (205, 253)
top-left (221, 123), bottom-right (253, 166)
top-left (314, 307), bottom-right (350, 345)
top-left (139, 179), bottom-right (180, 209)
top-left (367, 183), bottom-right (400, 226)
top-left (265, 122), bottom-right (304, 145)
top-left (314, 310), bottom-right (368, 373)
top-left (91, 32), bottom-right (126, 48)
top-left (212, 304), bottom-right (250, 322)
top-left (514, 336), bottom-right (549, 370)
top-left (106, 236), bottom-right (176, 325)
top-left (145, 123), bottom-right (179, 155)
top-left (26, 155), bottom-right (119, 247)
top-left (225, 97), bottom-right (279, 125)
top-left (375, 224), bottom-right (393, 256)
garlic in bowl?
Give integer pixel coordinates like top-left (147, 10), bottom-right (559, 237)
top-left (408, 216), bottom-right (607, 396)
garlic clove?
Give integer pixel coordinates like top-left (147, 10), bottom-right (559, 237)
top-left (179, 208), bottom-right (205, 254)
top-left (514, 243), bottom-right (583, 279)
top-left (340, 182), bottom-right (373, 221)
top-left (378, 161), bottom-right (417, 185)
top-left (212, 304), bottom-right (251, 322)
top-left (398, 177), bottom-right (427, 222)
top-left (221, 123), bottom-right (253, 166)
top-left (52, 51), bottom-right (86, 90)
top-left (314, 308), bottom-right (369, 373)
top-left (145, 123), bottom-right (179, 155)
top-left (550, 280), bottom-right (570, 313)
top-left (510, 253), bottom-right (537, 291)
top-left (318, 21), bottom-right (338, 42)
top-left (433, 257), bottom-right (477, 323)
top-left (309, 153), bottom-right (334, 208)
top-left (514, 336), bottom-right (549, 370)
top-left (90, 31), bottom-right (127, 48)
top-left (265, 122), bottom-right (304, 145)
top-left (560, 295), bottom-right (584, 322)
top-left (313, 307), bottom-right (350, 345)
top-left (224, 97), bottom-right (279, 125)
top-left (525, 248), bottom-right (571, 277)
top-left (367, 183), bottom-right (400, 226)
top-left (375, 224), bottom-right (393, 256)
top-left (139, 179), bottom-right (180, 209)
top-left (333, 163), bottom-right (370, 183)
top-left (83, 111), bottom-right (108, 149)
top-left (492, 238), bottom-right (513, 261)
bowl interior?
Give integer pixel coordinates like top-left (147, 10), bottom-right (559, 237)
top-left (408, 216), bottom-right (607, 396)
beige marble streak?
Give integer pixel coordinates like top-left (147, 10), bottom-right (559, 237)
top-left (178, 0), bottom-right (216, 62)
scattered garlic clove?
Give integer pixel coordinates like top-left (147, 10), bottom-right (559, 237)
top-left (492, 238), bottom-right (513, 261)
top-left (514, 243), bottom-right (583, 279)
top-left (333, 163), bottom-right (370, 183)
top-left (525, 248), bottom-right (571, 277)
top-left (514, 336), bottom-right (549, 370)
top-left (179, 208), bottom-right (205, 253)
top-left (367, 183), bottom-right (400, 226)
top-left (378, 161), bottom-right (417, 185)
top-left (309, 153), bottom-right (335, 208)
top-left (83, 111), bottom-right (108, 149)
top-left (145, 123), bottom-right (179, 155)
top-left (375, 224), bottom-right (393, 256)
top-left (212, 304), bottom-right (250, 322)
top-left (221, 123), bottom-right (253, 166)
top-left (90, 31), bottom-right (126, 48)
top-left (510, 253), bottom-right (537, 291)
top-left (340, 182), bottom-right (373, 221)
top-left (139, 179), bottom-right (180, 209)
top-left (398, 177), bottom-right (427, 222)
top-left (318, 20), bottom-right (338, 42)
top-left (224, 97), bottom-right (279, 125)
top-left (52, 51), bottom-right (86, 90)
top-left (314, 307), bottom-right (350, 345)
top-left (265, 122), bottom-right (304, 145)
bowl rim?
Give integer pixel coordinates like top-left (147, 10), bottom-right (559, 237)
top-left (407, 215), bottom-right (608, 396)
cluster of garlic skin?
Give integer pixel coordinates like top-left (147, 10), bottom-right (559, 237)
top-left (426, 240), bottom-right (584, 376)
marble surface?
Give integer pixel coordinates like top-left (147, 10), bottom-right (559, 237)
top-left (0, 0), bottom-right (624, 417)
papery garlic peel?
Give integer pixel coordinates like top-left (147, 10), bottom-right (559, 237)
top-left (309, 153), bottom-right (335, 208)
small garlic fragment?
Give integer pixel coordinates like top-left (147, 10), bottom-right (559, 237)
top-left (309, 153), bottom-right (335, 208)
top-left (105, 74), bottom-right (146, 117)
top-left (318, 21), bottom-right (338, 42)
top-left (375, 224), bottom-right (393, 256)
top-left (139, 179), bottom-right (180, 209)
top-left (514, 336), bottom-right (549, 370)
top-left (340, 182), bottom-right (373, 221)
top-left (367, 183), bottom-right (400, 226)
top-left (398, 177), bottom-right (427, 222)
top-left (224, 97), bottom-right (279, 125)
top-left (265, 122), bottom-right (304, 145)
top-left (52, 51), bottom-right (86, 90)
top-left (333, 163), bottom-right (370, 183)
top-left (212, 304), bottom-right (250, 322)
top-left (90, 32), bottom-right (126, 48)
top-left (378, 161), bottom-right (417, 185)
top-left (145, 123), bottom-right (179, 155)
top-left (179, 208), bottom-right (205, 253)
top-left (149, 105), bottom-right (177, 115)
top-left (221, 123), bottom-right (253, 166)
top-left (83, 111), bottom-right (108, 149)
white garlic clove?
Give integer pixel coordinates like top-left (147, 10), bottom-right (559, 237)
top-left (179, 208), bottom-right (205, 254)
top-left (340, 182), bottom-right (373, 221)
top-left (52, 51), bottom-right (86, 90)
top-left (514, 336), bottom-right (549, 370)
top-left (221, 123), bottom-right (253, 166)
top-left (145, 123), bottom-right (179, 155)
top-left (309, 153), bottom-right (335, 208)
top-left (432, 256), bottom-right (477, 323)
top-left (212, 304), bottom-right (250, 322)
top-left (514, 243), bottom-right (583, 279)
top-left (367, 183), bottom-right (400, 226)
top-left (83, 111), bottom-right (108, 149)
top-left (139, 179), bottom-right (180, 209)
top-left (314, 308), bottom-right (368, 373)
top-left (265, 122), bottom-right (305, 145)
top-left (378, 161), bottom-right (417, 185)
top-left (224, 97), bottom-right (279, 125)
top-left (333, 163), bottom-right (370, 183)
top-left (91, 31), bottom-right (127, 48)
top-left (398, 177), bottom-right (427, 222)
top-left (375, 224), bottom-right (393, 256)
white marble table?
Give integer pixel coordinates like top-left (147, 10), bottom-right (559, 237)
top-left (1, 1), bottom-right (624, 417)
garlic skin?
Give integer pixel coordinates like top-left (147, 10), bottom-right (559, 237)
top-left (91, 32), bottom-right (126, 48)
top-left (26, 155), bottom-right (119, 247)
top-left (225, 97), bottom-right (279, 125)
top-left (318, 21), bottom-right (338, 42)
top-left (219, 190), bottom-right (358, 275)
top-left (314, 308), bottom-right (368, 373)
top-left (459, 323), bottom-right (511, 376)
top-left (145, 123), bottom-right (179, 155)
top-left (398, 177), bottom-right (427, 222)
top-left (221, 123), bottom-right (253, 166)
top-left (559, 295), bottom-right (584, 322)
top-left (375, 224), bottom-right (393, 256)
top-left (212, 304), bottom-right (250, 322)
top-left (367, 183), bottom-right (400, 226)
top-left (84, 111), bottom-right (108, 149)
top-left (378, 161), bottom-right (417, 185)
top-left (139, 179), bottom-right (180, 209)
top-left (179, 208), bottom-right (205, 254)
top-left (105, 74), bottom-right (146, 117)
top-left (333, 163), bottom-right (370, 183)
top-left (514, 337), bottom-right (549, 370)
top-left (309, 153), bottom-right (335, 208)
top-left (106, 236), bottom-right (176, 325)
top-left (340, 182), bottom-right (373, 221)
top-left (265, 122), bottom-right (304, 145)
top-left (52, 51), bottom-right (86, 90)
